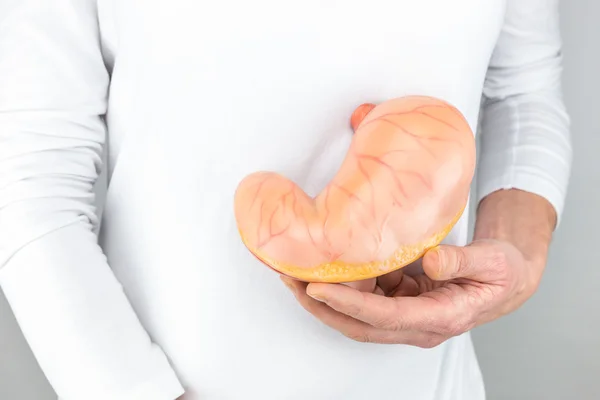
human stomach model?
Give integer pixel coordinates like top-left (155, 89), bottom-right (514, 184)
top-left (234, 96), bottom-right (475, 283)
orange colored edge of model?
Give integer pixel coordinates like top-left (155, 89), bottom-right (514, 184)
top-left (239, 204), bottom-right (465, 283)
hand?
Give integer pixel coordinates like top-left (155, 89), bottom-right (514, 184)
top-left (281, 189), bottom-right (555, 347)
top-left (282, 239), bottom-right (535, 347)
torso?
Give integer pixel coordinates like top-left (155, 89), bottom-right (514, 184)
top-left (97, 1), bottom-right (505, 398)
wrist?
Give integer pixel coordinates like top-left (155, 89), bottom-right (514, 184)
top-left (474, 189), bottom-right (555, 266)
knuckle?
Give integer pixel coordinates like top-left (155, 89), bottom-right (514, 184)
top-left (453, 250), bottom-right (469, 274)
top-left (443, 248), bottom-right (464, 276)
top-left (481, 285), bottom-right (498, 303)
top-left (466, 287), bottom-right (493, 307)
top-left (340, 294), bottom-right (367, 319)
top-left (376, 315), bottom-right (405, 331)
top-left (377, 300), bottom-right (410, 331)
top-left (344, 303), bottom-right (363, 319)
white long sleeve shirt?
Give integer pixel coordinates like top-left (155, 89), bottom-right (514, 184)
top-left (0, 1), bottom-right (571, 399)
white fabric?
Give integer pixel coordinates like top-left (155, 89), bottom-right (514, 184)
top-left (478, 0), bottom-right (572, 225)
top-left (0, 1), bottom-right (570, 399)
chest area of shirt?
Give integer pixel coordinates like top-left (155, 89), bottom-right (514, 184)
top-left (100, 0), bottom-right (505, 176)
top-left (103, 0), bottom-right (506, 76)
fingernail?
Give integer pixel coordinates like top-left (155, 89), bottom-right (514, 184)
top-left (428, 246), bottom-right (444, 278)
top-left (307, 290), bottom-right (326, 303)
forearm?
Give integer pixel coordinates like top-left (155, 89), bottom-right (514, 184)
top-left (0, 1), bottom-right (183, 398)
top-left (474, 189), bottom-right (556, 277)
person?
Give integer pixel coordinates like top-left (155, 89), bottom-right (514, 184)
top-left (0, 0), bottom-right (571, 399)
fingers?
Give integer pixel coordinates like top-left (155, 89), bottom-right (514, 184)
top-left (422, 241), bottom-right (509, 282)
top-left (281, 277), bottom-right (388, 342)
top-left (376, 269), bottom-right (404, 295)
top-left (281, 276), bottom-right (445, 346)
top-left (342, 278), bottom-right (377, 293)
top-left (277, 241), bottom-right (515, 346)
top-left (304, 282), bottom-right (456, 334)
top-left (391, 274), bottom-right (443, 297)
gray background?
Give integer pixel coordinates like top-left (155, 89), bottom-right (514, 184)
top-left (1, 1), bottom-right (598, 399)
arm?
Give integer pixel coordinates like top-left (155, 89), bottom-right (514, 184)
top-left (478, 0), bottom-right (572, 230)
top-left (474, 189), bottom-right (555, 287)
top-left (279, 0), bottom-right (572, 347)
top-left (472, 0), bottom-right (572, 285)
top-left (0, 1), bottom-right (183, 399)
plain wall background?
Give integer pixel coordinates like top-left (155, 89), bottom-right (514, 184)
top-left (1, 2), bottom-right (598, 399)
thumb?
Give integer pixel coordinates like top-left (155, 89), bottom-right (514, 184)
top-left (422, 243), bottom-right (502, 282)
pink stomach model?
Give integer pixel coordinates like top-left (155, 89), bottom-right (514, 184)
top-left (234, 96), bottom-right (476, 283)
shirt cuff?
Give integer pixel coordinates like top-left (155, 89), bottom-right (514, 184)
top-left (477, 95), bottom-right (572, 229)
top-left (476, 170), bottom-right (566, 228)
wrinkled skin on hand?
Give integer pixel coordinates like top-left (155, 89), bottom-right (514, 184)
top-left (281, 189), bottom-right (556, 348)
top-left (234, 96), bottom-right (476, 283)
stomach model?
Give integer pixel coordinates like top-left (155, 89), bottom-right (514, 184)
top-left (234, 96), bottom-right (475, 283)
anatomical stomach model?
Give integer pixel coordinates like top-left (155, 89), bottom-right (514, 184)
top-left (234, 96), bottom-right (476, 283)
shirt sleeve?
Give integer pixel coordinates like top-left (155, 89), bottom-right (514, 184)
top-left (0, 1), bottom-right (184, 399)
top-left (478, 0), bottom-right (573, 227)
